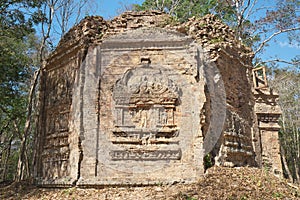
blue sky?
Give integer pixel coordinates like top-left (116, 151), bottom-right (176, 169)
top-left (94, 0), bottom-right (144, 19)
top-left (91, 0), bottom-right (299, 68)
top-left (261, 36), bottom-right (300, 65)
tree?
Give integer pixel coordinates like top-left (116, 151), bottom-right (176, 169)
top-left (13, 0), bottom-right (93, 182)
top-left (134, 0), bottom-right (300, 66)
top-left (269, 67), bottom-right (300, 182)
top-left (134, 0), bottom-right (218, 22)
top-left (0, 0), bottom-right (43, 182)
top-left (37, 0), bottom-right (90, 48)
top-left (53, 0), bottom-right (90, 38)
top-left (0, 0), bottom-right (92, 182)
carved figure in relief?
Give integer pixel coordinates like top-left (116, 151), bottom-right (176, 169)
top-left (160, 111), bottom-right (167, 125)
top-left (140, 109), bottom-right (148, 128)
top-left (141, 135), bottom-right (150, 145)
top-left (133, 108), bottom-right (155, 128)
top-left (112, 66), bottom-right (180, 149)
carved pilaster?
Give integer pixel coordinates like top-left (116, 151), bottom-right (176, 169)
top-left (254, 88), bottom-right (282, 176)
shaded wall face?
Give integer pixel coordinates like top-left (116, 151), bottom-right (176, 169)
top-left (74, 29), bottom-right (207, 185)
top-left (212, 50), bottom-right (256, 167)
top-left (38, 50), bottom-right (79, 183)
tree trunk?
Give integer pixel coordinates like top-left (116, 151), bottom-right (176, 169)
top-left (281, 147), bottom-right (293, 182)
top-left (1, 137), bottom-right (12, 181)
top-left (294, 125), bottom-right (300, 183)
top-left (294, 158), bottom-right (300, 183)
top-left (15, 69), bottom-right (40, 182)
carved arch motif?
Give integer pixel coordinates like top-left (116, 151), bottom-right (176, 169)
top-left (111, 66), bottom-right (181, 150)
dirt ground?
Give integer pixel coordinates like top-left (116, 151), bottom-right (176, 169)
top-left (1, 166), bottom-right (299, 200)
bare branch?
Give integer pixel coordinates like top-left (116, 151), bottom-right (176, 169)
top-left (75, 0), bottom-right (88, 24)
top-left (241, 0), bottom-right (251, 17)
top-left (255, 59), bottom-right (300, 68)
top-left (254, 27), bottom-right (300, 55)
top-left (236, 0), bottom-right (251, 39)
top-left (0, 121), bottom-right (10, 137)
top-left (244, 0), bottom-right (258, 21)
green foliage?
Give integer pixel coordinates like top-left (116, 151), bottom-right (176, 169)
top-left (176, 192), bottom-right (197, 200)
top-left (204, 154), bottom-right (213, 170)
top-left (0, 0), bottom-right (43, 182)
top-left (210, 37), bottom-right (224, 44)
top-left (0, 0), bottom-right (44, 37)
top-left (62, 188), bottom-right (76, 196)
top-left (0, 1), bottom-right (42, 114)
top-left (133, 0), bottom-right (218, 22)
top-left (272, 192), bottom-right (284, 198)
top-left (135, 0), bottom-right (300, 57)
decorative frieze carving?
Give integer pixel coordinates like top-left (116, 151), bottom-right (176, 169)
top-left (110, 149), bottom-right (182, 161)
top-left (42, 152), bottom-right (70, 163)
top-left (257, 113), bottom-right (280, 123)
top-left (44, 136), bottom-right (69, 149)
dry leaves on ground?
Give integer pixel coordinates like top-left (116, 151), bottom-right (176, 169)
top-left (1, 166), bottom-right (299, 200)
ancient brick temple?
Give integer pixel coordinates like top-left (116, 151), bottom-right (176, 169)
top-left (34, 11), bottom-right (282, 186)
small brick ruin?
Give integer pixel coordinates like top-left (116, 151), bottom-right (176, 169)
top-left (34, 11), bottom-right (282, 186)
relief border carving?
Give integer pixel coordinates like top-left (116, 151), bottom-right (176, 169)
top-left (110, 149), bottom-right (182, 161)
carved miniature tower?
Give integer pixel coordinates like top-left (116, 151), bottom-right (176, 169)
top-left (253, 67), bottom-right (282, 175)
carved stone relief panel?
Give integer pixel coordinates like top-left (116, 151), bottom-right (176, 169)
top-left (45, 66), bottom-right (74, 108)
top-left (111, 66), bottom-right (181, 160)
top-left (41, 64), bottom-right (75, 181)
top-left (42, 108), bottom-right (71, 180)
top-left (46, 110), bottom-right (70, 135)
